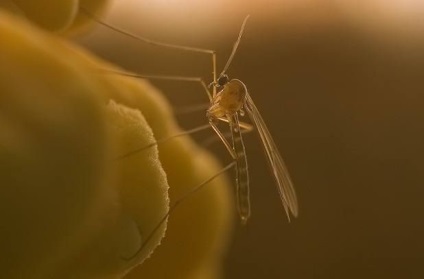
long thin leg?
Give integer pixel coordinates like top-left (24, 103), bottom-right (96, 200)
top-left (173, 103), bottom-right (210, 115)
top-left (100, 68), bottom-right (212, 101)
top-left (79, 7), bottom-right (214, 54)
top-left (100, 69), bottom-right (217, 161)
top-left (79, 6), bottom-right (218, 98)
top-left (115, 123), bottom-right (212, 161)
top-left (201, 121), bottom-right (253, 148)
top-left (218, 118), bottom-right (254, 132)
top-left (122, 161), bottom-right (236, 262)
top-left (208, 119), bottom-right (237, 159)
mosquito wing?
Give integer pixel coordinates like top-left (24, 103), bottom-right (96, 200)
top-left (245, 93), bottom-right (299, 220)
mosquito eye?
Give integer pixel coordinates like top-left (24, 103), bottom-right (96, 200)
top-left (217, 75), bottom-right (229, 86)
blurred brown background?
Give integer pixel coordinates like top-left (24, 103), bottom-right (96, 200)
top-left (77, 0), bottom-right (424, 278)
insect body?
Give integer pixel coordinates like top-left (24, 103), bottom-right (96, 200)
top-left (207, 78), bottom-right (250, 222)
top-left (208, 78), bottom-right (246, 117)
top-left (207, 75), bottom-right (298, 223)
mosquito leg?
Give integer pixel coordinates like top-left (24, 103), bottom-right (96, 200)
top-left (100, 68), bottom-right (212, 101)
top-left (79, 7), bottom-right (218, 96)
top-left (173, 103), bottom-right (210, 115)
top-left (202, 121), bottom-right (253, 148)
top-left (121, 160), bottom-right (236, 262)
top-left (115, 123), bottom-right (212, 161)
top-left (208, 119), bottom-right (237, 159)
top-left (79, 7), bottom-right (214, 55)
top-left (218, 118), bottom-right (254, 132)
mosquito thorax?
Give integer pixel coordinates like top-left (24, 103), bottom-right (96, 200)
top-left (207, 79), bottom-right (247, 119)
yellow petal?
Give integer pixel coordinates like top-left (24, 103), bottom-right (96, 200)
top-left (0, 6), bottom-right (234, 278)
top-left (0, 10), bottom-right (168, 278)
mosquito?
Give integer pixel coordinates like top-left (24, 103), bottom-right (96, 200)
top-left (80, 7), bottom-right (298, 225)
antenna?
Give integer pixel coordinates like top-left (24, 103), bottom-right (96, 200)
top-left (219, 15), bottom-right (250, 78)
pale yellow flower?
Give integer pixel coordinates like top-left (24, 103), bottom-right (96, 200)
top-left (0, 1), bottom-right (233, 278)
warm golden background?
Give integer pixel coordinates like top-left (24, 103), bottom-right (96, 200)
top-left (77, 0), bottom-right (424, 278)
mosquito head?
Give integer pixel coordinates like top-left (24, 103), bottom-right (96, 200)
top-left (217, 74), bottom-right (229, 87)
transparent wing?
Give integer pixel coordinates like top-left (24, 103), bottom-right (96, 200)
top-left (245, 93), bottom-right (299, 220)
